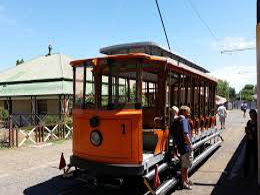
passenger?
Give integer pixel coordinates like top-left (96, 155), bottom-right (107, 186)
top-left (170, 106), bottom-right (179, 160)
top-left (171, 106), bottom-right (179, 120)
top-left (217, 104), bottom-right (227, 129)
top-left (172, 106), bottom-right (193, 190)
top-left (244, 109), bottom-right (258, 177)
top-left (241, 101), bottom-right (248, 118)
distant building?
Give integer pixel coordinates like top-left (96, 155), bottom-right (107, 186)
top-left (0, 53), bottom-right (74, 125)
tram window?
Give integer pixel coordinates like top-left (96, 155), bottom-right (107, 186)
top-left (142, 82), bottom-right (156, 107)
top-left (100, 75), bottom-right (108, 107)
top-left (128, 80), bottom-right (136, 103)
top-left (142, 71), bottom-right (158, 108)
top-left (75, 66), bottom-right (95, 109)
top-left (75, 67), bottom-right (84, 109)
top-left (85, 67), bottom-right (95, 107)
top-left (119, 78), bottom-right (127, 102)
top-left (142, 81), bottom-right (148, 107)
top-left (99, 63), bottom-right (138, 109)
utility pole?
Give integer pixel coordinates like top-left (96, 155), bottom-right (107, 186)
top-left (256, 0), bottom-right (260, 187)
top-left (227, 83), bottom-right (229, 102)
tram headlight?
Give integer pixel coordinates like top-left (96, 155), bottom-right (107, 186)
top-left (90, 130), bottom-right (102, 146)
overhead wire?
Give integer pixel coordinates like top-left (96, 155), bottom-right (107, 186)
top-left (185, 0), bottom-right (218, 42)
top-left (221, 47), bottom-right (256, 54)
top-left (154, 0), bottom-right (172, 51)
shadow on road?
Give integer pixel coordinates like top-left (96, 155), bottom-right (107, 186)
top-left (23, 175), bottom-right (126, 195)
top-left (211, 137), bottom-right (259, 195)
top-left (23, 175), bottom-right (84, 195)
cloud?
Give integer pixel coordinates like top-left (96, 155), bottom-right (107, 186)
top-left (211, 37), bottom-right (255, 51)
top-left (209, 64), bottom-right (256, 92)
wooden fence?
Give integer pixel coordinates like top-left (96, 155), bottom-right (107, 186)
top-left (6, 115), bottom-right (73, 148)
top-left (11, 113), bottom-right (65, 127)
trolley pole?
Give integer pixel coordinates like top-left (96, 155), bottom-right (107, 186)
top-left (256, 0), bottom-right (260, 187)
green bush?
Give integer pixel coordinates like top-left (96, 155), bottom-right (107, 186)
top-left (0, 107), bottom-right (9, 121)
top-left (64, 116), bottom-right (72, 125)
top-left (41, 115), bottom-right (60, 125)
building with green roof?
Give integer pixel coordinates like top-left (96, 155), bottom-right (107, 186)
top-left (0, 52), bottom-right (75, 126)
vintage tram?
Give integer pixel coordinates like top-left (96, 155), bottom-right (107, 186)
top-left (66, 42), bottom-right (222, 194)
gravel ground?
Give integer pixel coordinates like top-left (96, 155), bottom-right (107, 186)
top-left (0, 140), bottom-right (72, 195)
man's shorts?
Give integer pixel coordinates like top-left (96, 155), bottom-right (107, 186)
top-left (219, 116), bottom-right (225, 123)
top-left (181, 151), bottom-right (193, 168)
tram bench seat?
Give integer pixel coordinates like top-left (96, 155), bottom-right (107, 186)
top-left (142, 129), bottom-right (158, 152)
top-left (142, 108), bottom-right (162, 129)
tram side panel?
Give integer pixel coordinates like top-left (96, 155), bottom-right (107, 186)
top-left (72, 109), bottom-right (143, 165)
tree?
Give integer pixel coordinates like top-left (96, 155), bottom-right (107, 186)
top-left (240, 84), bottom-right (255, 101)
top-left (217, 80), bottom-right (228, 98)
top-left (16, 58), bottom-right (24, 66)
top-left (216, 80), bottom-right (236, 101)
top-left (229, 87), bottom-right (236, 101)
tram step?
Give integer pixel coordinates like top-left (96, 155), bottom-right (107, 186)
top-left (155, 177), bottom-right (178, 195)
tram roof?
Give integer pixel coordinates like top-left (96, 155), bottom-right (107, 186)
top-left (100, 42), bottom-right (210, 73)
top-left (70, 53), bottom-right (217, 83)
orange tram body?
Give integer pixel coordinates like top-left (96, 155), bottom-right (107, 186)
top-left (68, 42), bottom-right (222, 194)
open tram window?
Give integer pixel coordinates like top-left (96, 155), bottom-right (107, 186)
top-left (143, 81), bottom-right (157, 107)
top-left (85, 66), bottom-right (95, 108)
top-left (170, 72), bottom-right (179, 107)
top-left (75, 67), bottom-right (84, 109)
top-left (74, 66), bottom-right (95, 109)
top-left (128, 79), bottom-right (137, 103)
top-left (98, 60), bottom-right (140, 110)
top-left (101, 75), bottom-right (108, 107)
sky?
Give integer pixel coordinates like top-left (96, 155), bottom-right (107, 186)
top-left (0, 0), bottom-right (257, 92)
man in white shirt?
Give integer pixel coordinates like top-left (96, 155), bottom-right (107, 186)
top-left (217, 104), bottom-right (227, 129)
top-left (241, 101), bottom-right (247, 118)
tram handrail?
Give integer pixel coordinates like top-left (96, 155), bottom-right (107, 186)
top-left (192, 131), bottom-right (220, 151)
top-left (190, 140), bottom-right (222, 171)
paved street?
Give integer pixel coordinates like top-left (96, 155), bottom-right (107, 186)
top-left (0, 110), bottom-right (256, 195)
